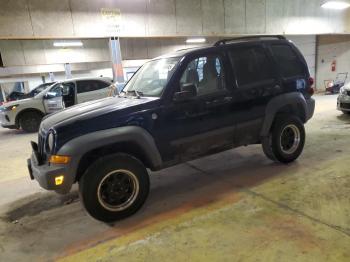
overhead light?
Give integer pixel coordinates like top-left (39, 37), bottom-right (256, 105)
top-left (321, 1), bottom-right (350, 9)
top-left (186, 38), bottom-right (206, 44)
top-left (53, 41), bottom-right (83, 47)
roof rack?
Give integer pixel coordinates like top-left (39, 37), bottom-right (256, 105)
top-left (214, 35), bottom-right (286, 47)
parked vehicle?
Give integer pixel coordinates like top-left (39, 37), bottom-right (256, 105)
top-left (0, 77), bottom-right (112, 132)
top-left (28, 36), bottom-right (315, 222)
top-left (325, 72), bottom-right (348, 94)
top-left (337, 83), bottom-right (350, 114)
top-left (6, 82), bottom-right (56, 102)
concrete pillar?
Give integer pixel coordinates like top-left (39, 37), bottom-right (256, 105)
top-left (0, 85), bottom-right (6, 102)
top-left (64, 63), bottom-right (72, 79)
top-left (109, 37), bottom-right (124, 83)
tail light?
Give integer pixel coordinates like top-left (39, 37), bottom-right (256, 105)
top-left (308, 87), bottom-right (315, 96)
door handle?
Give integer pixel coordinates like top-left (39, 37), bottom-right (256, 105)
top-left (205, 96), bottom-right (233, 106)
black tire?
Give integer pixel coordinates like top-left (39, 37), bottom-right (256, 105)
top-left (342, 111), bottom-right (350, 115)
top-left (79, 153), bottom-right (150, 223)
top-left (262, 115), bottom-right (305, 164)
top-left (261, 136), bottom-right (277, 161)
top-left (19, 111), bottom-right (43, 133)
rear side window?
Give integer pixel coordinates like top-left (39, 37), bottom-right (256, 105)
top-left (229, 46), bottom-right (275, 87)
top-left (270, 45), bottom-right (305, 78)
top-left (77, 80), bottom-right (109, 94)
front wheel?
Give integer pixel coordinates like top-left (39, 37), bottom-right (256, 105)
top-left (79, 153), bottom-right (150, 222)
top-left (262, 115), bottom-right (305, 164)
top-left (19, 111), bottom-right (43, 133)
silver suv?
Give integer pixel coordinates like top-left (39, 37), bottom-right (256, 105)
top-left (0, 77), bottom-right (112, 132)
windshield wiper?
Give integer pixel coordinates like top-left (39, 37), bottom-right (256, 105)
top-left (127, 90), bottom-right (143, 98)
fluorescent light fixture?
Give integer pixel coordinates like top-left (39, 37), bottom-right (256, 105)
top-left (186, 38), bottom-right (206, 44)
top-left (321, 0), bottom-right (350, 9)
top-left (53, 41), bottom-right (83, 47)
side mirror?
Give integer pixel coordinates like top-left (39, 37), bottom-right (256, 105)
top-left (173, 83), bottom-right (197, 102)
top-left (44, 92), bottom-right (56, 99)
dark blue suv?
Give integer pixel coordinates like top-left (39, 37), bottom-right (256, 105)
top-left (28, 36), bottom-right (315, 222)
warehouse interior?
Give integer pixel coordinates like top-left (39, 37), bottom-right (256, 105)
top-left (0, 1), bottom-right (349, 261)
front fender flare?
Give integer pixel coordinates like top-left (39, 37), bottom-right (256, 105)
top-left (57, 126), bottom-right (163, 185)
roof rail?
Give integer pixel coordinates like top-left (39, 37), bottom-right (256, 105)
top-left (214, 35), bottom-right (286, 46)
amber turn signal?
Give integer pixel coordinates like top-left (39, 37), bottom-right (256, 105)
top-left (55, 175), bottom-right (64, 186)
top-left (49, 155), bottom-right (71, 164)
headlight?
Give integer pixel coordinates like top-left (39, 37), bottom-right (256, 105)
top-left (340, 87), bottom-right (348, 95)
top-left (46, 130), bottom-right (56, 153)
top-left (5, 104), bottom-right (19, 111)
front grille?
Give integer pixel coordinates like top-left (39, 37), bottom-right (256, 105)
top-left (340, 103), bottom-right (350, 109)
top-left (38, 130), bottom-right (47, 161)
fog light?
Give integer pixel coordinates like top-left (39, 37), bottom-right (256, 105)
top-left (49, 155), bottom-right (71, 164)
top-left (55, 175), bottom-right (64, 186)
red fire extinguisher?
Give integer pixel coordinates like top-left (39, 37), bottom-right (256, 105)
top-left (331, 60), bottom-right (336, 72)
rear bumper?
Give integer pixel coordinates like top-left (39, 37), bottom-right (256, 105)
top-left (305, 98), bottom-right (315, 121)
top-left (28, 143), bottom-right (74, 194)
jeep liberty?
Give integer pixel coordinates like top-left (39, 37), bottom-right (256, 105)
top-left (28, 36), bottom-right (315, 222)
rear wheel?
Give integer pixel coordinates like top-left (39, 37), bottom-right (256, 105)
top-left (262, 115), bottom-right (305, 163)
top-left (19, 111), bottom-right (43, 133)
top-left (79, 153), bottom-right (150, 223)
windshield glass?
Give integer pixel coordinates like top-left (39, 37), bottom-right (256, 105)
top-left (122, 57), bottom-right (180, 97)
top-left (34, 82), bottom-right (58, 98)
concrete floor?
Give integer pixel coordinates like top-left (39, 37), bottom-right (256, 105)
top-left (0, 94), bottom-right (349, 262)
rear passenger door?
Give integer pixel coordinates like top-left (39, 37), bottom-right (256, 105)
top-left (76, 80), bottom-right (110, 104)
top-left (228, 44), bottom-right (280, 145)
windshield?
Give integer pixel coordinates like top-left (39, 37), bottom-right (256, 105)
top-left (34, 82), bottom-right (58, 98)
top-left (122, 57), bottom-right (180, 97)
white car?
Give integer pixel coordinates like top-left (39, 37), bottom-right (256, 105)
top-left (337, 83), bottom-right (350, 114)
top-left (0, 77), bottom-right (112, 132)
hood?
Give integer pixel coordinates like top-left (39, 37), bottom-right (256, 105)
top-left (342, 83), bottom-right (350, 91)
top-left (1, 97), bottom-right (40, 108)
top-left (41, 96), bottom-right (159, 130)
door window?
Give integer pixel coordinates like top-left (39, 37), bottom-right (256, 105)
top-left (77, 80), bottom-right (109, 94)
top-left (270, 44), bottom-right (305, 78)
top-left (229, 46), bottom-right (275, 87)
top-left (47, 82), bottom-right (74, 97)
top-left (180, 55), bottom-right (225, 96)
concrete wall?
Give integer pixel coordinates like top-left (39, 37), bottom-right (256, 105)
top-left (0, 39), bottom-right (110, 67)
top-left (316, 35), bottom-right (350, 91)
top-left (0, 0), bottom-right (347, 39)
top-left (0, 35), bottom-right (316, 91)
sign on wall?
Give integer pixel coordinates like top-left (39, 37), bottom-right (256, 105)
top-left (101, 8), bottom-right (122, 35)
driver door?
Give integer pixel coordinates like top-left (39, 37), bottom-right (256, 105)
top-left (153, 52), bottom-right (234, 163)
top-left (43, 84), bottom-right (65, 114)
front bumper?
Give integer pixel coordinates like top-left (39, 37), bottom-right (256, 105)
top-left (337, 94), bottom-right (350, 111)
top-left (28, 142), bottom-right (74, 194)
top-left (0, 110), bottom-right (16, 128)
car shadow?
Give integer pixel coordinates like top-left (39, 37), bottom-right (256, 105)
top-left (0, 148), bottom-right (302, 259)
top-left (337, 113), bottom-right (350, 123)
top-left (0, 127), bottom-right (35, 137)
